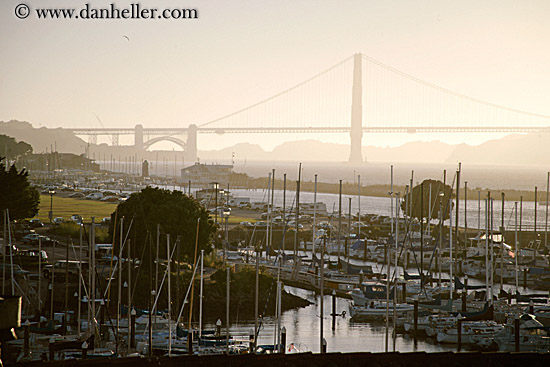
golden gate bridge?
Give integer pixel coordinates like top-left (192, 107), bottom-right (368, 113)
top-left (67, 53), bottom-right (550, 163)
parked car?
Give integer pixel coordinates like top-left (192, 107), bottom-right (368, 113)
top-left (68, 192), bottom-right (85, 198)
top-left (13, 250), bottom-right (48, 269)
top-left (21, 233), bottom-right (41, 244)
top-left (53, 217), bottom-right (64, 225)
top-left (29, 218), bottom-right (44, 228)
top-left (85, 192), bottom-right (103, 200)
top-left (70, 214), bottom-right (83, 224)
top-left (43, 260), bottom-right (88, 279)
top-left (287, 221), bottom-right (304, 229)
top-left (21, 233), bottom-right (56, 246)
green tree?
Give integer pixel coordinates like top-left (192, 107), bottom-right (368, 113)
top-left (401, 179), bottom-right (453, 221)
top-left (109, 186), bottom-right (216, 263)
top-left (0, 157), bottom-right (40, 220)
top-left (0, 135), bottom-right (32, 158)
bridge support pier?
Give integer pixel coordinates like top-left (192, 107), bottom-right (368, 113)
top-left (88, 134), bottom-right (97, 145)
top-left (135, 124), bottom-right (144, 151)
top-left (186, 124), bottom-right (198, 163)
top-left (349, 53), bottom-right (363, 163)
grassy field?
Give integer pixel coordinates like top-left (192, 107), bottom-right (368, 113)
top-left (37, 194), bottom-right (117, 223)
top-left (38, 195), bottom-right (257, 225)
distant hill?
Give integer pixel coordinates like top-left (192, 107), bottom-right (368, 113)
top-left (446, 133), bottom-right (550, 166)
top-left (0, 120), bottom-right (87, 154)
top-left (197, 139), bottom-right (457, 163)
top-left (2, 120), bottom-right (549, 166)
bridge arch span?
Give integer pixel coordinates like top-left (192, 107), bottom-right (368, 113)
top-left (143, 136), bottom-right (186, 150)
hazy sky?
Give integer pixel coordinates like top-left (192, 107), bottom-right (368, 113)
top-left (1, 0), bottom-right (550, 151)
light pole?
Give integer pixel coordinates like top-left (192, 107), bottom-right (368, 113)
top-left (223, 209), bottom-right (231, 264)
top-left (48, 190), bottom-right (56, 223)
top-left (212, 182), bottom-right (219, 225)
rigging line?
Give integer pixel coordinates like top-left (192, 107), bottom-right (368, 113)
top-left (70, 241), bottom-right (91, 307)
top-left (100, 218), bottom-right (134, 302)
top-left (505, 201), bottom-right (516, 228)
top-left (81, 224), bottom-right (119, 339)
top-left (361, 54), bottom-right (550, 120)
top-left (424, 171), bottom-right (458, 273)
top-left (129, 231), bottom-right (153, 302)
top-left (140, 246), bottom-right (199, 336)
top-left (174, 255), bottom-right (201, 327)
top-left (198, 55), bottom-right (354, 128)
top-left (277, 190), bottom-right (297, 254)
top-left (150, 238), bottom-right (178, 313)
top-left (255, 192), bottom-right (299, 341)
top-left (392, 175), bottom-right (455, 284)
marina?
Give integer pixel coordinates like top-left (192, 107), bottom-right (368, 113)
top-left (4, 0), bottom-right (550, 365)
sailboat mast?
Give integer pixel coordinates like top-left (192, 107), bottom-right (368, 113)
top-left (390, 166), bottom-right (394, 234)
top-left (478, 190), bottom-right (481, 233)
top-left (490, 197), bottom-right (494, 304)
top-left (226, 266), bottom-right (230, 355)
top-left (535, 186), bottom-right (538, 239)
top-left (117, 218), bottom-right (123, 351)
top-left (500, 193), bottom-right (505, 291)
top-left (77, 225), bottom-right (82, 336)
top-left (449, 197), bottom-right (453, 301)
top-left (254, 248), bottom-right (259, 352)
top-left (167, 234), bottom-right (171, 356)
top-left (189, 219), bottom-right (201, 333)
top-left (515, 202), bottom-right (519, 294)
top-left (155, 223), bottom-right (159, 316)
top-left (7, 210), bottom-right (14, 295)
top-left (313, 174), bottom-right (317, 256)
top-left (464, 182), bottom-right (467, 247)
top-left (199, 249), bottom-right (204, 338)
top-left (270, 169), bottom-right (275, 257)
top-left (277, 280), bottom-right (282, 352)
top-left (485, 197), bottom-right (489, 302)
top-left (91, 217), bottom-right (96, 343)
top-left (455, 164), bottom-right (461, 271)
top-left (546, 172), bottom-right (549, 248)
top-left (2, 210), bottom-right (5, 294)
top-left (393, 193), bottom-right (399, 351)
top-left (283, 173), bottom-right (286, 252)
top-left (338, 179), bottom-right (342, 262)
top-left (421, 182), bottom-right (424, 274)
top-left (282, 173), bottom-right (286, 254)
top-left (266, 172), bottom-right (271, 259)
top-left (347, 197), bottom-right (351, 261)
top-left (320, 235), bottom-right (325, 353)
top-left (357, 175), bottom-right (361, 238)
top-left (428, 183), bottom-right (432, 238)
top-left (295, 163), bottom-right (302, 259)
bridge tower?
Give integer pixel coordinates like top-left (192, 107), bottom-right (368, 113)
top-left (135, 124), bottom-right (144, 151)
top-left (348, 53), bottom-right (363, 163)
top-left (186, 124), bottom-right (198, 163)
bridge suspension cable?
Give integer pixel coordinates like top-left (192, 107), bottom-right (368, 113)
top-left (198, 55), bottom-right (354, 129)
top-left (361, 53), bottom-right (550, 120)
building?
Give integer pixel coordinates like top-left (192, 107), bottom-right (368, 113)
top-left (180, 163), bottom-right (233, 187)
top-left (142, 160), bottom-right (149, 177)
top-left (23, 152), bottom-right (99, 172)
